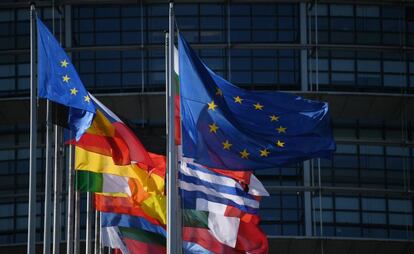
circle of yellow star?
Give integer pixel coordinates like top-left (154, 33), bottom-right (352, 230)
top-left (84, 95), bottom-right (91, 103)
top-left (60, 59), bottom-right (69, 68)
top-left (253, 102), bottom-right (264, 110)
top-left (276, 126), bottom-right (287, 133)
top-left (70, 87), bottom-right (78, 95)
top-left (240, 149), bottom-right (249, 159)
top-left (216, 88), bottom-right (223, 97)
top-left (207, 101), bottom-right (218, 111)
top-left (234, 96), bottom-right (243, 104)
top-left (276, 140), bottom-right (285, 148)
top-left (62, 75), bottom-right (70, 83)
top-left (259, 148), bottom-right (270, 157)
top-left (222, 140), bottom-right (232, 150)
top-left (209, 123), bottom-right (219, 133)
top-left (270, 115), bottom-right (279, 122)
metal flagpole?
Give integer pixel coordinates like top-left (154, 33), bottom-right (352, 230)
top-left (94, 210), bottom-right (100, 254)
top-left (167, 2), bottom-right (181, 254)
top-left (28, 3), bottom-right (37, 254)
top-left (66, 144), bottom-right (74, 254)
top-left (74, 189), bottom-right (80, 254)
top-left (85, 192), bottom-right (93, 254)
top-left (43, 99), bottom-right (53, 254)
top-left (43, 2), bottom-right (56, 252)
top-left (52, 126), bottom-right (62, 254)
top-left (64, 4), bottom-right (74, 254)
top-left (99, 212), bottom-right (103, 254)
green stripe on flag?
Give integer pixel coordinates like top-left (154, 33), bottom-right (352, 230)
top-left (119, 226), bottom-right (166, 246)
top-left (75, 170), bottom-right (103, 192)
top-left (182, 209), bottom-right (209, 229)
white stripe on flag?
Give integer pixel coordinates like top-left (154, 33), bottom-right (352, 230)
top-left (208, 212), bottom-right (240, 248)
top-left (196, 198), bottom-right (227, 214)
top-left (179, 180), bottom-right (260, 209)
top-left (102, 174), bottom-right (131, 196)
top-left (249, 174), bottom-right (269, 196)
top-left (174, 46), bottom-right (179, 74)
top-left (101, 226), bottom-right (129, 254)
top-left (181, 158), bottom-right (269, 197)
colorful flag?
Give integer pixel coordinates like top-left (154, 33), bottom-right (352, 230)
top-left (101, 212), bottom-right (166, 237)
top-left (75, 171), bottom-right (131, 195)
top-left (37, 17), bottom-right (95, 140)
top-left (71, 95), bottom-right (155, 167)
top-left (95, 194), bottom-right (163, 226)
top-left (101, 226), bottom-right (130, 254)
top-left (179, 160), bottom-right (264, 214)
top-left (183, 209), bottom-right (268, 254)
top-left (120, 227), bottom-right (166, 254)
top-left (178, 34), bottom-right (336, 170)
top-left (75, 147), bottom-right (164, 194)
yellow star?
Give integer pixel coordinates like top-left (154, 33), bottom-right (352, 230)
top-left (209, 123), bottom-right (219, 133)
top-left (234, 96), bottom-right (243, 104)
top-left (62, 75), bottom-right (70, 83)
top-left (60, 59), bottom-right (69, 68)
top-left (240, 149), bottom-right (249, 159)
top-left (84, 95), bottom-right (91, 103)
top-left (216, 88), bottom-right (223, 97)
top-left (222, 140), bottom-right (232, 150)
top-left (70, 88), bottom-right (78, 95)
top-left (259, 148), bottom-right (270, 157)
top-left (276, 126), bottom-right (287, 133)
top-left (253, 102), bottom-right (264, 110)
top-left (207, 101), bottom-right (218, 111)
top-left (270, 115), bottom-right (279, 122)
top-left (276, 140), bottom-right (285, 148)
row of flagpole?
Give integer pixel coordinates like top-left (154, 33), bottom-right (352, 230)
top-left (28, 3), bottom-right (103, 254)
top-left (29, 1), bottom-right (179, 253)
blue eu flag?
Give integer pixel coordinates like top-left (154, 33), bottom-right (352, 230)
top-left (37, 17), bottom-right (95, 140)
top-left (179, 35), bottom-right (336, 170)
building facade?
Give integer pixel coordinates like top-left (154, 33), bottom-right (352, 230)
top-left (0, 0), bottom-right (413, 253)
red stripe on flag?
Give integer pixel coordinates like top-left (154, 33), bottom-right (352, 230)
top-left (123, 238), bottom-right (166, 254)
top-left (208, 167), bottom-right (252, 185)
top-left (224, 205), bottom-right (260, 225)
top-left (71, 132), bottom-right (130, 165)
top-left (113, 122), bottom-right (154, 168)
top-left (112, 249), bottom-right (122, 254)
top-left (94, 194), bottom-right (163, 227)
top-left (235, 220), bottom-right (269, 254)
top-left (175, 95), bottom-right (181, 145)
top-left (183, 227), bottom-right (243, 254)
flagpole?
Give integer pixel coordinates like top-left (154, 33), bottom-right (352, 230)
top-left (99, 212), bottom-right (103, 254)
top-left (52, 126), bottom-right (62, 254)
top-left (85, 192), bottom-right (93, 254)
top-left (43, 100), bottom-right (53, 254)
top-left (167, 2), bottom-right (181, 254)
top-left (74, 189), bottom-right (81, 254)
top-left (28, 3), bottom-right (37, 254)
top-left (64, 5), bottom-right (74, 254)
top-left (94, 210), bottom-right (100, 254)
top-left (43, 3), bottom-right (57, 252)
top-left (66, 144), bottom-right (74, 254)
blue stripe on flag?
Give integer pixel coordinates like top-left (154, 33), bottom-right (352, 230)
top-left (179, 172), bottom-right (255, 200)
top-left (101, 212), bottom-right (166, 237)
top-left (180, 189), bottom-right (258, 214)
top-left (183, 241), bottom-right (213, 254)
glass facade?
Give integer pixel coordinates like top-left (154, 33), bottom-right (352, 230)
top-left (0, 0), bottom-right (413, 247)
